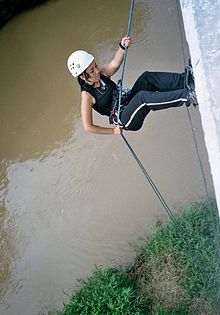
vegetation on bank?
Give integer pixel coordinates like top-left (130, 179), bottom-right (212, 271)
top-left (0, 0), bottom-right (49, 28)
top-left (50, 199), bottom-right (220, 315)
top-left (130, 199), bottom-right (220, 314)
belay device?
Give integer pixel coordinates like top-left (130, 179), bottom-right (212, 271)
top-left (109, 80), bottom-right (131, 125)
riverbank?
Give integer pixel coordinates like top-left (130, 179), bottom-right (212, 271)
top-left (0, 0), bottom-right (49, 28)
top-left (52, 199), bottom-right (220, 315)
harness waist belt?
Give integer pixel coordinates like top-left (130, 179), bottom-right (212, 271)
top-left (109, 88), bottom-right (131, 125)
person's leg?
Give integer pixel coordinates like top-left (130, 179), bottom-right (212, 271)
top-left (130, 71), bottom-right (185, 98)
top-left (120, 89), bottom-right (187, 131)
top-left (120, 93), bottom-right (151, 131)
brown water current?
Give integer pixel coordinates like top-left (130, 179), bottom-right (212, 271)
top-left (0, 0), bottom-right (214, 314)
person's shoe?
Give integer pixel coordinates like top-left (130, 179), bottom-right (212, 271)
top-left (186, 90), bottom-right (198, 107)
top-left (185, 65), bottom-right (195, 91)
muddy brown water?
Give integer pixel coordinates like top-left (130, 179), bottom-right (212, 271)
top-left (0, 0), bottom-right (214, 314)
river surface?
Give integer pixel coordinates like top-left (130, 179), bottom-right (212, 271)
top-left (0, 0), bottom-right (214, 314)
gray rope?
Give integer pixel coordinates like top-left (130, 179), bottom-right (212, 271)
top-left (121, 134), bottom-right (177, 224)
top-left (175, 0), bottom-right (210, 198)
top-left (121, 133), bottom-right (217, 292)
top-left (118, 0), bottom-right (179, 225)
top-left (117, 0), bottom-right (135, 121)
top-left (175, 0), bottom-right (220, 291)
top-left (175, 0), bottom-right (220, 239)
top-left (117, 0), bottom-right (218, 291)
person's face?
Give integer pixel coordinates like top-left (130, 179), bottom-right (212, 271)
top-left (86, 60), bottom-right (100, 83)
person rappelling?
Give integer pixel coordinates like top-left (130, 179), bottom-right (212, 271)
top-left (67, 35), bottom-right (197, 135)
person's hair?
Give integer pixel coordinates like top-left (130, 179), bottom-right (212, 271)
top-left (77, 70), bottom-right (93, 87)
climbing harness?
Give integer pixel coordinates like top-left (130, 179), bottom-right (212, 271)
top-left (109, 84), bottom-right (131, 125)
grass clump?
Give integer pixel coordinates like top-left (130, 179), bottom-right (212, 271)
top-left (51, 199), bottom-right (220, 315)
top-left (131, 198), bottom-right (220, 314)
top-left (56, 267), bottom-right (149, 315)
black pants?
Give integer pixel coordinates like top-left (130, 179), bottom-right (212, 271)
top-left (120, 71), bottom-right (187, 130)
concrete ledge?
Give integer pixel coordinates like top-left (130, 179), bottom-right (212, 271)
top-left (179, 0), bottom-right (220, 215)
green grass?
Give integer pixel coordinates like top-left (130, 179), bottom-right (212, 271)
top-left (55, 267), bottom-right (149, 315)
top-left (51, 199), bottom-right (220, 315)
top-left (139, 198), bottom-right (220, 314)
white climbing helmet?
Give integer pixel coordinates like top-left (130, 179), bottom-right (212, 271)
top-left (67, 50), bottom-right (94, 77)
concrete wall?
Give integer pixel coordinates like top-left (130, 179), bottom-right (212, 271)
top-left (179, 0), bottom-right (220, 215)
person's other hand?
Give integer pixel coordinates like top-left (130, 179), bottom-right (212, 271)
top-left (113, 126), bottom-right (123, 135)
top-left (121, 36), bottom-right (131, 48)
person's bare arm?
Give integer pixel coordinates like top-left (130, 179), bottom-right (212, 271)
top-left (101, 36), bottom-right (131, 77)
top-left (81, 91), bottom-right (122, 135)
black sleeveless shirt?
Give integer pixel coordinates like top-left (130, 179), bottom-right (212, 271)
top-left (81, 74), bottom-right (116, 116)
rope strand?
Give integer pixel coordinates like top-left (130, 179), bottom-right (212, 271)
top-left (121, 133), bottom-right (216, 291)
top-left (117, 0), bottom-right (218, 293)
top-left (175, 0), bottom-right (220, 243)
top-left (117, 0), bottom-right (135, 121)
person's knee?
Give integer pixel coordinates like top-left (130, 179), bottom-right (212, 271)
top-left (126, 125), bottom-right (142, 131)
top-left (139, 71), bottom-right (150, 80)
top-left (136, 90), bottom-right (150, 102)
top-left (142, 70), bottom-right (150, 75)
top-left (137, 90), bottom-right (148, 96)
top-left (125, 118), bottom-right (144, 131)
